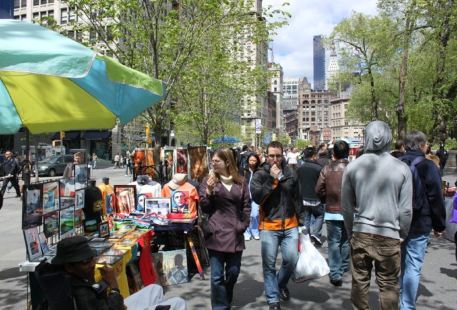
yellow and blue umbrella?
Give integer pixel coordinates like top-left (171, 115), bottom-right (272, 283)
top-left (0, 20), bottom-right (164, 134)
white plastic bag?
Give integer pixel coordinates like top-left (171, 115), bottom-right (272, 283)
top-left (293, 231), bottom-right (330, 282)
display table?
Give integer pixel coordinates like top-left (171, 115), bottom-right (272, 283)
top-left (444, 197), bottom-right (457, 242)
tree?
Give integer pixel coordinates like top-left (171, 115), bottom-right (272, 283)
top-left (330, 13), bottom-right (397, 120)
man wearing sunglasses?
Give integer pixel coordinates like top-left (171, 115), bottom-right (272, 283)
top-left (251, 141), bottom-right (304, 310)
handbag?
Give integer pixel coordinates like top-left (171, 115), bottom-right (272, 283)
top-left (293, 231), bottom-right (329, 282)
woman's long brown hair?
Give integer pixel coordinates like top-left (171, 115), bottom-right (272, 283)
top-left (212, 148), bottom-right (243, 184)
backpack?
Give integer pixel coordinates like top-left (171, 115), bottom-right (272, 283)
top-left (401, 156), bottom-right (428, 212)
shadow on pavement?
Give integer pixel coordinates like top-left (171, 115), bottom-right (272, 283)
top-left (0, 274), bottom-right (27, 310)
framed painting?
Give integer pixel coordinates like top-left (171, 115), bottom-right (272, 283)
top-left (22, 184), bottom-right (43, 229)
top-left (114, 185), bottom-right (137, 214)
top-left (42, 181), bottom-right (59, 214)
top-left (144, 198), bottom-right (170, 218)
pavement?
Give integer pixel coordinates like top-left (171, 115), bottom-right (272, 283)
top-left (0, 168), bottom-right (456, 309)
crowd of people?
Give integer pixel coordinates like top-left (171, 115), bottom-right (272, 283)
top-left (1, 120), bottom-right (456, 310)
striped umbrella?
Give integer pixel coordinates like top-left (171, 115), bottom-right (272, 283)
top-left (0, 20), bottom-right (164, 135)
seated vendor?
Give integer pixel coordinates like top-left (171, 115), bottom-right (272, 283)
top-left (39, 236), bottom-right (187, 310)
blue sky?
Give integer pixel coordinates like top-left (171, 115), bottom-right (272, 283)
top-left (263, 0), bottom-right (379, 82)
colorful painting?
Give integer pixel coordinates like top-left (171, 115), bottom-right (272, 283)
top-left (170, 190), bottom-right (190, 214)
top-left (60, 207), bottom-right (74, 237)
top-left (59, 179), bottom-right (75, 197)
top-left (188, 146), bottom-right (209, 183)
top-left (43, 211), bottom-right (59, 238)
top-left (74, 164), bottom-right (88, 189)
top-left (176, 149), bottom-right (188, 174)
top-left (74, 209), bottom-right (84, 228)
top-left (114, 185), bottom-right (137, 214)
top-left (22, 184), bottom-right (43, 229)
top-left (23, 227), bottom-right (42, 261)
top-left (152, 249), bottom-right (188, 286)
top-left (60, 197), bottom-right (75, 210)
top-left (42, 181), bottom-right (59, 214)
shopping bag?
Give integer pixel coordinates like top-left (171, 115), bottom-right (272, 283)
top-left (293, 232), bottom-right (329, 282)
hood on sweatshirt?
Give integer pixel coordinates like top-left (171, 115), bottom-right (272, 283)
top-left (364, 120), bottom-right (392, 153)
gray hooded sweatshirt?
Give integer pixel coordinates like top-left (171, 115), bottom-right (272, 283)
top-left (341, 121), bottom-right (413, 240)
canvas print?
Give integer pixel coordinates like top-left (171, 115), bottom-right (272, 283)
top-left (74, 164), bottom-right (88, 189)
top-left (114, 185), bottom-right (136, 214)
top-left (152, 249), bottom-right (188, 286)
top-left (24, 227), bottom-right (43, 261)
top-left (188, 146), bottom-right (209, 183)
top-left (98, 221), bottom-right (110, 238)
top-left (43, 211), bottom-right (59, 238)
top-left (75, 190), bottom-right (85, 210)
top-left (38, 232), bottom-right (50, 255)
top-left (176, 149), bottom-right (188, 174)
top-left (59, 179), bottom-right (75, 197)
top-left (105, 193), bottom-right (114, 214)
top-left (60, 207), bottom-right (74, 237)
top-left (145, 198), bottom-right (170, 218)
top-left (170, 190), bottom-right (190, 214)
top-left (60, 197), bottom-right (75, 210)
top-left (164, 148), bottom-right (174, 180)
top-left (42, 181), bottom-right (59, 214)
top-left (22, 184), bottom-right (43, 229)
top-left (74, 209), bottom-right (84, 228)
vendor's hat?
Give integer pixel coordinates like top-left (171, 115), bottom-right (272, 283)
top-left (51, 236), bottom-right (96, 265)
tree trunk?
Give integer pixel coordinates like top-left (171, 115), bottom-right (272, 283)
top-left (368, 66), bottom-right (378, 120)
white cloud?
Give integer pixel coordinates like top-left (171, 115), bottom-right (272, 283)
top-left (263, 0), bottom-right (378, 83)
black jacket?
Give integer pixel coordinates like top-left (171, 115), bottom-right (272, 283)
top-left (296, 159), bottom-right (323, 201)
top-left (2, 157), bottom-right (20, 175)
top-left (251, 164), bottom-right (304, 230)
top-left (400, 150), bottom-right (446, 234)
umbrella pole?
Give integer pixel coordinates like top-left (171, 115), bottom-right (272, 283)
top-left (23, 128), bottom-right (31, 187)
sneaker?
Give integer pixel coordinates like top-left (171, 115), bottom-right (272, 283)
top-left (244, 236), bottom-right (251, 241)
top-left (253, 235), bottom-right (260, 240)
top-left (279, 287), bottom-right (290, 301)
top-left (330, 278), bottom-right (343, 287)
top-left (269, 302), bottom-right (281, 310)
top-left (311, 235), bottom-right (322, 247)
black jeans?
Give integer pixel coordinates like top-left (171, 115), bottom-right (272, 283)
top-left (0, 175), bottom-right (20, 197)
top-left (208, 249), bottom-right (242, 310)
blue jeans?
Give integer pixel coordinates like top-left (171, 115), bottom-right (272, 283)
top-left (208, 249), bottom-right (242, 310)
top-left (326, 220), bottom-right (349, 280)
top-left (400, 233), bottom-right (429, 310)
top-left (260, 228), bottom-right (299, 304)
top-left (244, 202), bottom-right (259, 239)
top-left (304, 204), bottom-right (324, 238)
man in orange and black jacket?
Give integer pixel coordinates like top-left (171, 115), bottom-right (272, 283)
top-left (251, 141), bottom-right (305, 310)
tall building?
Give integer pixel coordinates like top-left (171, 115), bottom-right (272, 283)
top-left (237, 0), bottom-right (268, 145)
top-left (326, 45), bottom-right (339, 90)
top-left (297, 89), bottom-right (332, 144)
top-left (313, 35), bottom-right (325, 91)
top-left (268, 62), bottom-right (283, 132)
top-left (282, 77), bottom-right (311, 141)
top-left (330, 86), bottom-right (364, 145)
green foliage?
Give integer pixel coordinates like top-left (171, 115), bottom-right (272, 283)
top-left (295, 139), bottom-right (311, 150)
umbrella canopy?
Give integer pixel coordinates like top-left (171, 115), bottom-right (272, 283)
top-left (212, 136), bottom-right (240, 144)
top-left (0, 20), bottom-right (164, 135)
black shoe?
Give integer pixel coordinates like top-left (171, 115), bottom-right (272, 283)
top-left (16, 195), bottom-right (21, 198)
top-left (269, 302), bottom-right (281, 310)
top-left (279, 287), bottom-right (290, 301)
top-left (330, 278), bottom-right (343, 287)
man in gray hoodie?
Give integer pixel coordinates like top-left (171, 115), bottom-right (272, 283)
top-left (342, 121), bottom-right (413, 310)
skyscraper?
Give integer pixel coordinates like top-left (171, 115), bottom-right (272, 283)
top-left (313, 35), bottom-right (325, 91)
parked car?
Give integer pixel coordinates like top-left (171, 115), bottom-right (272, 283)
top-left (37, 155), bottom-right (74, 177)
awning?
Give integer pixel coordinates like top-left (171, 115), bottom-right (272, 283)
top-left (82, 130), bottom-right (112, 140)
top-left (51, 131), bottom-right (81, 140)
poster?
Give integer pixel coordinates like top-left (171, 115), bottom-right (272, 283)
top-left (188, 146), bottom-right (209, 183)
top-left (163, 148), bottom-right (174, 180)
top-left (176, 149), bottom-right (188, 174)
top-left (170, 190), bottom-right (190, 214)
top-left (114, 185), bottom-right (137, 214)
top-left (42, 181), bottom-right (59, 214)
top-left (22, 184), bottom-right (43, 229)
top-left (23, 227), bottom-right (43, 261)
top-left (75, 189), bottom-right (85, 210)
top-left (60, 207), bottom-right (74, 237)
top-left (74, 164), bottom-right (88, 190)
top-left (152, 249), bottom-right (188, 286)
top-left (144, 198), bottom-right (170, 218)
top-left (60, 197), bottom-right (75, 210)
top-left (43, 211), bottom-right (59, 238)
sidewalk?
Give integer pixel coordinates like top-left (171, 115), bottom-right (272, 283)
top-left (0, 168), bottom-right (456, 309)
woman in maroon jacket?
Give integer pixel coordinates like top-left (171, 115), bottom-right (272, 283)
top-left (199, 148), bottom-right (251, 310)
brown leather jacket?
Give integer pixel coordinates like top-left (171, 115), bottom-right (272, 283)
top-left (315, 159), bottom-right (349, 214)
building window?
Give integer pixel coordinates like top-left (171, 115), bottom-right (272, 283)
top-left (33, 12), bottom-right (39, 20)
top-left (14, 0), bottom-right (20, 9)
top-left (61, 8), bottom-right (68, 24)
top-left (33, 0), bottom-right (40, 6)
top-left (40, 0), bottom-right (47, 5)
top-left (274, 87), bottom-right (277, 92)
